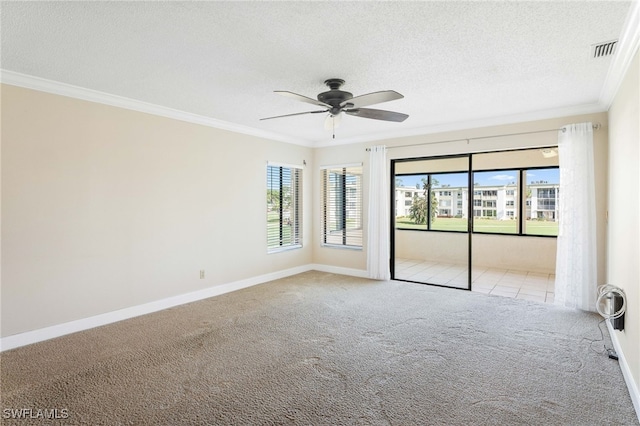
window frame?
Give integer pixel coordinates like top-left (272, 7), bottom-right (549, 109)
top-left (392, 149), bottom-right (559, 238)
top-left (394, 170), bottom-right (470, 233)
top-left (523, 166), bottom-right (560, 236)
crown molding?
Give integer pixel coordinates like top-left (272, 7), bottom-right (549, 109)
top-left (313, 102), bottom-right (607, 148)
top-left (0, 70), bottom-right (315, 148)
top-left (599, 0), bottom-right (640, 109)
top-left (0, 68), bottom-right (614, 150)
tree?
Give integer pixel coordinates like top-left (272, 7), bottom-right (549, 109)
top-left (267, 189), bottom-right (280, 211)
top-left (267, 187), bottom-right (291, 212)
top-left (395, 178), bottom-right (404, 188)
top-left (429, 178), bottom-right (439, 223)
top-left (408, 177), bottom-right (439, 225)
top-left (409, 194), bottom-right (427, 224)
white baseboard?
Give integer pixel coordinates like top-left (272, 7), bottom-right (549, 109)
top-left (0, 264), bottom-right (313, 352)
top-left (310, 263), bottom-right (369, 279)
top-left (607, 321), bottom-right (640, 422)
top-left (0, 264), bottom-right (369, 351)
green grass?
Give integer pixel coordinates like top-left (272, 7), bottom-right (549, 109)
top-left (395, 217), bottom-right (558, 236)
top-left (267, 212), bottom-right (294, 245)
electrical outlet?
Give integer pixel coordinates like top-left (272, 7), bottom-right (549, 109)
top-left (199, 270), bottom-right (205, 279)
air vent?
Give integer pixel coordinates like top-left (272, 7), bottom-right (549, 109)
top-left (591, 40), bottom-right (617, 58)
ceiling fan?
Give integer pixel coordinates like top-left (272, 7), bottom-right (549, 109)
top-left (260, 78), bottom-right (408, 138)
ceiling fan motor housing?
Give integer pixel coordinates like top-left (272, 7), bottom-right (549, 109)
top-left (318, 78), bottom-right (353, 114)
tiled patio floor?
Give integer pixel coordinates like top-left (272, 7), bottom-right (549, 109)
top-left (394, 258), bottom-right (555, 304)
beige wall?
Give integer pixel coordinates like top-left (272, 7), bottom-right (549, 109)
top-left (608, 48), bottom-right (640, 389)
top-left (1, 84), bottom-right (313, 337)
top-left (472, 234), bottom-right (556, 275)
top-left (394, 231), bottom-right (556, 277)
top-left (395, 230), bottom-right (468, 266)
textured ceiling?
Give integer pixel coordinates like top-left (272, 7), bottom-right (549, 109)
top-left (0, 1), bottom-right (633, 145)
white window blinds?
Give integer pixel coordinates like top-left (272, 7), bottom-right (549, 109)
top-left (321, 164), bottom-right (363, 248)
top-left (267, 164), bottom-right (302, 252)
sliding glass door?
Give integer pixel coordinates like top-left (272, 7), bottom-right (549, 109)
top-left (392, 155), bottom-right (471, 289)
top-left (470, 150), bottom-right (559, 300)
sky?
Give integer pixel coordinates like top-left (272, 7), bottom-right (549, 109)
top-left (396, 168), bottom-right (559, 189)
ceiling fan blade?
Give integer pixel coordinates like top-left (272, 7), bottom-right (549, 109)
top-left (341, 90), bottom-right (404, 108)
top-left (344, 108), bottom-right (409, 122)
top-left (260, 110), bottom-right (327, 121)
top-left (324, 113), bottom-right (342, 131)
top-left (275, 91), bottom-right (332, 108)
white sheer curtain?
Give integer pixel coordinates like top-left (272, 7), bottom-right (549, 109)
top-left (367, 145), bottom-right (390, 280)
top-left (555, 122), bottom-right (597, 311)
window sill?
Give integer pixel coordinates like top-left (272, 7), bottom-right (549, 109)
top-left (268, 244), bottom-right (303, 254)
top-left (321, 244), bottom-right (363, 251)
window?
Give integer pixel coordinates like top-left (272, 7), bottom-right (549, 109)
top-left (524, 168), bottom-right (559, 236)
top-left (472, 169), bottom-right (519, 234)
top-left (538, 188), bottom-right (556, 198)
top-left (405, 200), bottom-right (412, 206)
top-left (395, 155), bottom-right (558, 237)
top-left (321, 165), bottom-right (363, 248)
top-left (267, 164), bottom-right (302, 252)
top-left (538, 199), bottom-right (556, 209)
top-left (405, 191), bottom-right (412, 197)
top-left (394, 171), bottom-right (471, 231)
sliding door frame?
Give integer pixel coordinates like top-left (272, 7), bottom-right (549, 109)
top-left (390, 153), bottom-right (472, 291)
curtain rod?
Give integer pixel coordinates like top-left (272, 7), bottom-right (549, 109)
top-left (365, 123), bottom-right (601, 151)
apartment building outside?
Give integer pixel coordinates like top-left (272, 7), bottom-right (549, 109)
top-left (395, 182), bottom-right (560, 221)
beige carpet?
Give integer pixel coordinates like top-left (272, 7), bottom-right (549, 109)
top-left (1, 271), bottom-right (637, 425)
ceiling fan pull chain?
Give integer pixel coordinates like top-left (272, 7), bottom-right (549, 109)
top-left (333, 116), bottom-right (336, 139)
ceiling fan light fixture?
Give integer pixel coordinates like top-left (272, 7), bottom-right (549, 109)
top-left (324, 111), bottom-right (343, 139)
